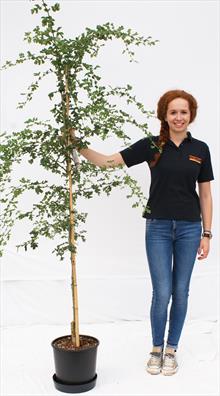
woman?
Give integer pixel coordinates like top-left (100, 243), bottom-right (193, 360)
top-left (76, 89), bottom-right (214, 376)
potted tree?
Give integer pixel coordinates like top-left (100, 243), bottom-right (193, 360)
top-left (0, 0), bottom-right (158, 393)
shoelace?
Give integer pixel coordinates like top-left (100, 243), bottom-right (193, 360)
top-left (149, 352), bottom-right (162, 365)
top-left (164, 353), bottom-right (175, 367)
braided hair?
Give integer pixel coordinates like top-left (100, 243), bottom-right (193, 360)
top-left (149, 90), bottom-right (198, 168)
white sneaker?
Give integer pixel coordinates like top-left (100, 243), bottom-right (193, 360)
top-left (161, 352), bottom-right (178, 376)
top-left (146, 351), bottom-right (163, 375)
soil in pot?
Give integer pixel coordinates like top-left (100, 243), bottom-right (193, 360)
top-left (53, 335), bottom-right (99, 351)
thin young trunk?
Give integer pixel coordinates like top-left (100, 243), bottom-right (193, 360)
top-left (64, 67), bottom-right (80, 347)
top-left (68, 163), bottom-right (80, 347)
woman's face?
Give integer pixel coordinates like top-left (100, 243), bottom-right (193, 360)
top-left (165, 98), bottom-right (191, 134)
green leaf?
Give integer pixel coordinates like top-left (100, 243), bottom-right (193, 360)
top-left (31, 5), bottom-right (42, 14)
top-left (51, 3), bottom-right (60, 12)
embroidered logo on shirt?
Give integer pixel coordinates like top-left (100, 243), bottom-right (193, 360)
top-left (188, 155), bottom-right (202, 164)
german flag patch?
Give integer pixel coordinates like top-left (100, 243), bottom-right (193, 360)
top-left (189, 155), bottom-right (202, 164)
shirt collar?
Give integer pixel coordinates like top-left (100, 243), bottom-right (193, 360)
top-left (167, 130), bottom-right (192, 146)
top-left (186, 131), bottom-right (192, 141)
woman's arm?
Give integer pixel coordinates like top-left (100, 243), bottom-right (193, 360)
top-left (197, 181), bottom-right (213, 260)
top-left (70, 128), bottom-right (125, 168)
top-left (198, 181), bottom-right (213, 231)
top-left (79, 148), bottom-right (125, 168)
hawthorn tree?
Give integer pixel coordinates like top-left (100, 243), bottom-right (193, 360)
top-left (0, 0), bottom-right (159, 346)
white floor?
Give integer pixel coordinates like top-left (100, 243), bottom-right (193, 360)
top-left (1, 320), bottom-right (219, 396)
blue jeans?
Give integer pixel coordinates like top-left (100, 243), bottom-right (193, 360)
top-left (145, 219), bottom-right (202, 350)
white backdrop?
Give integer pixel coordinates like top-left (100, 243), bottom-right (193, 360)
top-left (0, 2), bottom-right (219, 395)
top-left (1, 0), bottom-right (219, 324)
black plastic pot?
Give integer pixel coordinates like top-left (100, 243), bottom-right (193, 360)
top-left (52, 334), bottom-right (99, 393)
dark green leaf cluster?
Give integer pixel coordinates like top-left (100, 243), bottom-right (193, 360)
top-left (1, 1), bottom-right (159, 260)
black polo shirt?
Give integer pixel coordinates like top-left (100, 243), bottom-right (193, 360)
top-left (120, 131), bottom-right (214, 221)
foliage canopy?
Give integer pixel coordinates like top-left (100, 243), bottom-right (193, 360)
top-left (0, 0), bottom-right (159, 260)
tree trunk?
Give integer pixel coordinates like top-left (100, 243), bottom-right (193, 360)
top-left (64, 67), bottom-right (80, 347)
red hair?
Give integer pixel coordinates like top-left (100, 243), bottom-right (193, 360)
top-left (149, 90), bottom-right (198, 167)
